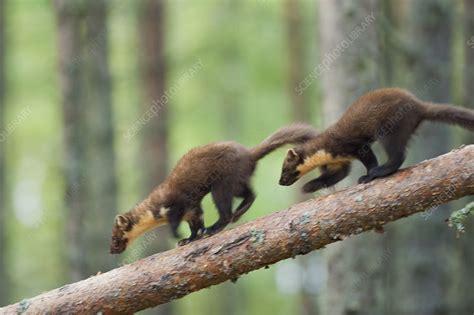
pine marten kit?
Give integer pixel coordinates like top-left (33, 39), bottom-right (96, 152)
top-left (279, 88), bottom-right (474, 192)
top-left (110, 88), bottom-right (474, 254)
top-left (110, 124), bottom-right (317, 254)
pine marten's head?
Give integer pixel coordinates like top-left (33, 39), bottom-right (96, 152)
top-left (110, 214), bottom-right (132, 254)
top-left (279, 148), bottom-right (304, 186)
top-left (279, 146), bottom-right (354, 186)
top-left (110, 207), bottom-right (169, 254)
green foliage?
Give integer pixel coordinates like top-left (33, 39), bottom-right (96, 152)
top-left (448, 202), bottom-right (474, 235)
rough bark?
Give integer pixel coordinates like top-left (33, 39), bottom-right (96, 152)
top-left (318, 1), bottom-right (387, 314)
top-left (2, 146), bottom-right (473, 314)
top-left (54, 0), bottom-right (89, 282)
top-left (139, 1), bottom-right (173, 315)
top-left (0, 0), bottom-right (8, 305)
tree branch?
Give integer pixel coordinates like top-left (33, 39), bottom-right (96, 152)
top-left (3, 146), bottom-right (473, 314)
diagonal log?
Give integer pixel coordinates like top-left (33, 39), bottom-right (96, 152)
top-left (2, 145), bottom-right (473, 314)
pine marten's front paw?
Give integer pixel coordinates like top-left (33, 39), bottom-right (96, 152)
top-left (302, 185), bottom-right (315, 194)
top-left (302, 180), bottom-right (323, 194)
top-left (358, 175), bottom-right (373, 184)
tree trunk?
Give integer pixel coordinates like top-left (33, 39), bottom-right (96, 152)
top-left (319, 0), bottom-right (380, 123)
top-left (140, 0), bottom-right (168, 189)
top-left (139, 1), bottom-right (173, 315)
top-left (388, 1), bottom-right (455, 314)
top-left (217, 2), bottom-right (242, 313)
top-left (318, 1), bottom-right (387, 314)
top-left (458, 0), bottom-right (474, 311)
top-left (55, 0), bottom-right (117, 281)
top-left (1, 146), bottom-right (473, 314)
top-left (54, 0), bottom-right (89, 282)
top-left (286, 1), bottom-right (318, 314)
top-left (286, 0), bottom-right (309, 122)
top-left (464, 2), bottom-right (474, 145)
top-left (0, 0), bottom-right (8, 305)
top-left (377, 0), bottom-right (394, 86)
top-left (82, 0), bottom-right (117, 277)
top-left (81, 0), bottom-right (118, 279)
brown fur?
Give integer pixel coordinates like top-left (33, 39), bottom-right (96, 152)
top-left (279, 88), bottom-right (474, 192)
top-left (110, 124), bottom-right (317, 254)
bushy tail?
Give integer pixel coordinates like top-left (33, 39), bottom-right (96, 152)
top-left (250, 123), bottom-right (317, 160)
top-left (422, 102), bottom-right (474, 131)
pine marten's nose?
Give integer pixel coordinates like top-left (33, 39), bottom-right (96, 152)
top-left (110, 245), bottom-right (125, 255)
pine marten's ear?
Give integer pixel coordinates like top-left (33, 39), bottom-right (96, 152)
top-left (286, 148), bottom-right (299, 161)
top-left (115, 215), bottom-right (131, 230)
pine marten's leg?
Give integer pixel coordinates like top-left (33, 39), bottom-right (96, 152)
top-left (204, 184), bottom-right (234, 235)
top-left (359, 134), bottom-right (408, 183)
top-left (231, 184), bottom-right (256, 223)
top-left (167, 209), bottom-right (184, 239)
top-left (302, 163), bottom-right (351, 193)
top-left (356, 147), bottom-right (379, 183)
top-left (178, 207), bottom-right (205, 246)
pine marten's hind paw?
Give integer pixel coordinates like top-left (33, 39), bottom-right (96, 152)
top-left (202, 226), bottom-right (225, 237)
top-left (177, 239), bottom-right (190, 247)
top-left (177, 238), bottom-right (192, 247)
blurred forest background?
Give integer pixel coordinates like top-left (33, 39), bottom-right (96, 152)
top-left (0, 0), bottom-right (473, 314)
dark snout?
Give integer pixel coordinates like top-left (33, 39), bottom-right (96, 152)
top-left (110, 246), bottom-right (125, 255)
top-left (109, 239), bottom-right (127, 254)
top-left (279, 175), bottom-right (298, 186)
